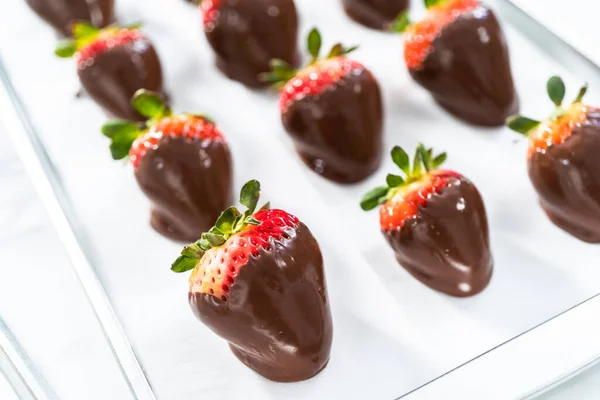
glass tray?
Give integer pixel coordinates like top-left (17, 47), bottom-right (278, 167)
top-left (1, 0), bottom-right (600, 398)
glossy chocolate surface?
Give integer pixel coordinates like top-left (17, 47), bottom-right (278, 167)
top-left (204, 0), bottom-right (299, 88)
top-left (342, 0), bottom-right (409, 30)
top-left (189, 222), bottom-right (333, 382)
top-left (409, 6), bottom-right (518, 126)
top-left (25, 0), bottom-right (114, 37)
top-left (282, 68), bottom-right (383, 183)
top-left (384, 175), bottom-right (493, 296)
top-left (135, 136), bottom-right (233, 242)
top-left (78, 37), bottom-right (163, 122)
top-left (529, 109), bottom-right (600, 243)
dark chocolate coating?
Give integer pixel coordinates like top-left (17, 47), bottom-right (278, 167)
top-left (282, 68), bottom-right (383, 184)
top-left (189, 223), bottom-right (333, 382)
top-left (77, 37), bottom-right (164, 122)
top-left (342, 0), bottom-right (409, 30)
top-left (25, 0), bottom-right (114, 37)
top-left (204, 0), bottom-right (299, 88)
top-left (409, 6), bottom-right (518, 126)
top-left (529, 109), bottom-right (600, 243)
top-left (135, 136), bottom-right (233, 242)
top-left (384, 175), bottom-right (493, 296)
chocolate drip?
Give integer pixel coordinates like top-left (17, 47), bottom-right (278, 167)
top-left (384, 175), bottom-right (493, 296)
top-left (25, 0), bottom-right (114, 37)
top-left (409, 6), bottom-right (518, 126)
top-left (282, 68), bottom-right (383, 183)
top-left (204, 0), bottom-right (299, 88)
top-left (78, 37), bottom-right (163, 122)
top-left (529, 109), bottom-right (600, 242)
top-left (135, 136), bottom-right (233, 242)
top-left (189, 223), bottom-right (333, 382)
top-left (342, 0), bottom-right (409, 30)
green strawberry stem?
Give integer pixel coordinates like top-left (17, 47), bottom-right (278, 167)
top-left (360, 144), bottom-right (447, 211)
top-left (424, 0), bottom-right (447, 9)
top-left (389, 11), bottom-right (411, 33)
top-left (101, 89), bottom-right (172, 160)
top-left (131, 89), bottom-right (171, 120)
top-left (259, 28), bottom-right (358, 86)
top-left (506, 76), bottom-right (588, 136)
top-left (171, 180), bottom-right (269, 273)
top-left (54, 21), bottom-right (100, 58)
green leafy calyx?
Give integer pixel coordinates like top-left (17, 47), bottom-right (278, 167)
top-left (424, 0), bottom-right (447, 9)
top-left (171, 180), bottom-right (268, 273)
top-left (506, 76), bottom-right (589, 136)
top-left (131, 89), bottom-right (171, 120)
top-left (360, 144), bottom-right (447, 211)
top-left (101, 120), bottom-right (143, 160)
top-left (54, 21), bottom-right (99, 57)
top-left (389, 11), bottom-right (411, 33)
top-left (54, 22), bottom-right (142, 58)
top-left (260, 28), bottom-right (358, 86)
top-left (100, 89), bottom-right (172, 160)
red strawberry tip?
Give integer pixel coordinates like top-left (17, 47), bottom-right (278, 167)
top-left (101, 89), bottom-right (216, 162)
top-left (403, 0), bottom-right (479, 69)
top-left (171, 180), bottom-right (270, 273)
top-left (54, 22), bottom-right (143, 59)
top-left (360, 144), bottom-right (447, 211)
top-left (259, 27), bottom-right (359, 86)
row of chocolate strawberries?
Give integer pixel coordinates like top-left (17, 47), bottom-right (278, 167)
top-left (24, 0), bottom-right (409, 38)
top-left (39, 0), bottom-right (519, 126)
top-left (168, 77), bottom-right (599, 383)
top-left (29, 0), bottom-right (600, 384)
top-left (168, 74), bottom-right (599, 382)
top-left (47, 0), bottom-right (521, 187)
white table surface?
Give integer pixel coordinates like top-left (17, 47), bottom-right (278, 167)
top-left (0, 1), bottom-right (599, 399)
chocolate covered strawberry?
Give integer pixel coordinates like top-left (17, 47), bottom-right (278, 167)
top-left (201, 0), bottom-right (299, 87)
top-left (102, 89), bottom-right (232, 242)
top-left (395, 0), bottom-right (518, 126)
top-left (26, 0), bottom-right (114, 37)
top-left (263, 28), bottom-right (383, 183)
top-left (507, 77), bottom-right (600, 242)
top-left (343, 0), bottom-right (410, 30)
top-left (172, 180), bottom-right (333, 382)
top-left (55, 23), bottom-right (163, 121)
top-left (361, 144), bottom-right (493, 296)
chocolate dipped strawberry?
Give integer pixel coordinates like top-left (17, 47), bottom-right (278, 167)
top-left (361, 144), bottom-right (493, 296)
top-left (507, 77), bottom-right (600, 242)
top-left (343, 0), bottom-right (410, 30)
top-left (201, 0), bottom-right (299, 88)
top-left (172, 180), bottom-right (333, 382)
top-left (395, 0), bottom-right (518, 126)
top-left (102, 90), bottom-right (233, 242)
top-left (55, 23), bottom-right (164, 122)
top-left (263, 28), bottom-right (383, 183)
top-left (26, 0), bottom-right (114, 37)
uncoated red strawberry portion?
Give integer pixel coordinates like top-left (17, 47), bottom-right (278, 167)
top-left (201, 0), bottom-right (223, 25)
top-left (404, 0), bottom-right (478, 70)
top-left (380, 170), bottom-right (459, 230)
top-left (528, 103), bottom-right (592, 157)
top-left (75, 29), bottom-right (144, 66)
top-left (189, 209), bottom-right (300, 300)
top-left (279, 57), bottom-right (365, 112)
top-left (130, 115), bottom-right (224, 169)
